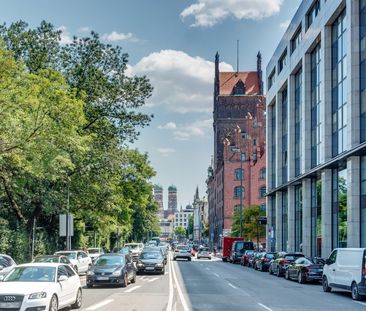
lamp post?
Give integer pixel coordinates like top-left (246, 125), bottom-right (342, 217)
top-left (232, 148), bottom-right (244, 238)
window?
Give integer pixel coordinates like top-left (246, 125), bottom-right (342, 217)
top-left (270, 105), bottom-right (276, 189)
top-left (259, 186), bottom-right (266, 198)
top-left (233, 80), bottom-right (245, 95)
top-left (278, 49), bottom-right (288, 73)
top-left (260, 203), bottom-right (266, 212)
top-left (295, 185), bottom-right (302, 252)
top-left (259, 167), bottom-right (266, 179)
top-left (282, 191), bottom-right (288, 252)
top-left (328, 250), bottom-right (337, 265)
top-left (307, 0), bottom-right (320, 30)
top-left (361, 156), bottom-right (366, 247)
top-left (361, 1), bottom-right (366, 142)
top-left (291, 26), bottom-right (302, 53)
top-left (294, 68), bottom-right (302, 176)
top-left (281, 88), bottom-right (288, 184)
top-left (64, 265), bottom-right (76, 277)
top-left (57, 266), bottom-right (68, 278)
top-left (268, 68), bottom-right (276, 90)
top-left (234, 186), bottom-right (245, 199)
top-left (234, 168), bottom-right (244, 180)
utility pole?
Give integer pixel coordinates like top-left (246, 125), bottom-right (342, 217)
top-left (31, 217), bottom-right (36, 260)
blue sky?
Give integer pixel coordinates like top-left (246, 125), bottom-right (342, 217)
top-left (1, 0), bottom-right (301, 209)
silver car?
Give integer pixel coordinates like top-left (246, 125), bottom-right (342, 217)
top-left (173, 245), bottom-right (192, 261)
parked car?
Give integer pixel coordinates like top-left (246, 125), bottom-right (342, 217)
top-left (322, 248), bottom-right (366, 301)
top-left (240, 250), bottom-right (255, 266)
top-left (221, 237), bottom-right (243, 262)
top-left (0, 263), bottom-right (82, 310)
top-left (0, 254), bottom-right (16, 278)
top-left (252, 252), bottom-right (265, 269)
top-left (55, 250), bottom-right (92, 274)
top-left (285, 257), bottom-right (324, 283)
top-left (87, 248), bottom-right (104, 262)
top-left (158, 246), bottom-right (168, 265)
top-left (255, 252), bottom-right (277, 271)
top-left (197, 248), bottom-right (211, 260)
top-left (230, 241), bottom-right (254, 264)
top-left (137, 249), bottom-right (165, 274)
top-left (269, 252), bottom-right (304, 277)
top-left (33, 255), bottom-right (76, 271)
top-left (173, 245), bottom-right (192, 261)
top-left (87, 253), bottom-right (136, 288)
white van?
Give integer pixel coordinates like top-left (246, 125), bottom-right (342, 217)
top-left (322, 248), bottom-right (366, 300)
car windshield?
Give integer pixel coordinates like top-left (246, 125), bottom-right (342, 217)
top-left (95, 256), bottom-right (125, 266)
top-left (33, 257), bottom-right (58, 263)
top-left (117, 247), bottom-right (130, 254)
top-left (125, 244), bottom-right (139, 250)
top-left (177, 246), bottom-right (189, 251)
top-left (0, 257), bottom-right (12, 267)
top-left (88, 249), bottom-right (101, 254)
top-left (140, 252), bottom-right (162, 260)
top-left (4, 266), bottom-right (56, 282)
top-left (56, 252), bottom-right (76, 260)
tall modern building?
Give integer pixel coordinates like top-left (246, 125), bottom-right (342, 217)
top-left (207, 53), bottom-right (266, 247)
top-left (166, 185), bottom-right (178, 218)
top-left (266, 0), bottom-right (366, 258)
top-left (153, 184), bottom-right (164, 220)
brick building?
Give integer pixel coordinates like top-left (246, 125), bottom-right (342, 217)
top-left (207, 52), bottom-right (266, 247)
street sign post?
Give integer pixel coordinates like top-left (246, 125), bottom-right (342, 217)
top-left (59, 214), bottom-right (74, 250)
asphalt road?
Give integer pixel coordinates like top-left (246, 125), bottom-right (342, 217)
top-left (71, 253), bottom-right (366, 311)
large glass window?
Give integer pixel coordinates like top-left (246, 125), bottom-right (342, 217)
top-left (295, 185), bottom-right (303, 252)
top-left (270, 198), bottom-right (276, 252)
top-left (281, 88), bottom-right (288, 184)
top-left (306, 0), bottom-right (320, 30)
top-left (270, 104), bottom-right (276, 189)
top-left (294, 69), bottom-right (302, 176)
top-left (361, 156), bottom-right (366, 247)
top-left (234, 168), bottom-right (244, 180)
top-left (278, 49), bottom-right (287, 73)
top-left (282, 191), bottom-right (288, 252)
top-left (332, 10), bottom-right (348, 156)
top-left (291, 26), bottom-right (302, 54)
top-left (311, 44), bottom-right (322, 168)
top-left (259, 186), bottom-right (266, 198)
top-left (234, 186), bottom-right (244, 199)
top-left (332, 167), bottom-right (347, 248)
top-left (361, 0), bottom-right (366, 142)
top-left (311, 179), bottom-right (321, 257)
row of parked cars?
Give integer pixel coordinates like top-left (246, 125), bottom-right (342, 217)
top-left (234, 247), bottom-right (366, 301)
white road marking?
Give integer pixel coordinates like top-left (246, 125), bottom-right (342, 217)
top-left (205, 267), bottom-right (210, 271)
top-left (85, 299), bottom-right (114, 311)
top-left (213, 273), bottom-right (220, 278)
top-left (354, 301), bottom-right (366, 307)
top-left (124, 285), bottom-right (141, 293)
top-left (258, 303), bottom-right (274, 311)
top-left (165, 271), bottom-right (169, 275)
top-left (166, 254), bottom-right (174, 311)
top-left (171, 258), bottom-right (190, 311)
top-left (148, 277), bottom-right (159, 282)
top-left (227, 282), bottom-right (237, 289)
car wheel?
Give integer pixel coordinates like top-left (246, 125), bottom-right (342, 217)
top-left (298, 272), bottom-right (305, 284)
top-left (173, 257), bottom-right (176, 261)
top-left (86, 283), bottom-right (93, 288)
top-left (71, 288), bottom-right (82, 309)
top-left (285, 270), bottom-right (290, 280)
top-left (352, 282), bottom-right (363, 301)
top-left (131, 271), bottom-right (137, 283)
top-left (121, 273), bottom-right (128, 287)
top-left (160, 267), bottom-right (165, 275)
top-left (49, 295), bottom-right (58, 311)
top-left (276, 268), bottom-right (281, 277)
top-left (322, 276), bottom-right (331, 292)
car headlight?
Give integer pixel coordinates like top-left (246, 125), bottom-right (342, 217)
top-left (87, 270), bottom-right (94, 276)
top-left (155, 263), bottom-right (164, 268)
top-left (29, 292), bottom-right (47, 299)
top-left (112, 270), bottom-right (122, 276)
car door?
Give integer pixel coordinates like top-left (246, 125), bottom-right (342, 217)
top-left (76, 252), bottom-right (86, 273)
top-left (125, 255), bottom-right (134, 279)
top-left (57, 265), bottom-right (73, 307)
top-left (293, 258), bottom-right (305, 279)
top-left (325, 250), bottom-right (337, 285)
top-left (64, 265), bottom-right (80, 303)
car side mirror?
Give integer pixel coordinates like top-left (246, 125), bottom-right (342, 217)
top-left (324, 259), bottom-right (330, 265)
top-left (58, 275), bottom-right (68, 282)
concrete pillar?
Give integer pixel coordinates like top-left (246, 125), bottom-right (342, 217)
top-left (302, 178), bottom-right (312, 256)
top-left (347, 156), bottom-right (361, 247)
top-left (287, 186), bottom-right (296, 252)
top-left (321, 169), bottom-right (333, 258)
top-left (275, 192), bottom-right (283, 251)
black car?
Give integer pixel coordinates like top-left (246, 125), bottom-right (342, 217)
top-left (269, 252), bottom-right (305, 277)
top-left (285, 257), bottom-right (324, 283)
top-left (137, 250), bottom-right (165, 274)
top-left (86, 253), bottom-right (136, 288)
top-left (255, 252), bottom-right (277, 272)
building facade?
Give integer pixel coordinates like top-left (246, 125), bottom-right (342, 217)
top-left (266, 0), bottom-right (366, 258)
top-left (153, 184), bottom-right (164, 220)
top-left (165, 185), bottom-right (178, 218)
top-left (192, 187), bottom-right (209, 242)
top-left (207, 53), bottom-right (266, 247)
top-left (174, 205), bottom-right (193, 232)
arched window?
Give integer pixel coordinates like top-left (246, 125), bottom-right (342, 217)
top-left (259, 186), bottom-right (266, 198)
top-left (233, 80), bottom-right (246, 95)
top-left (259, 167), bottom-right (266, 179)
top-left (234, 168), bottom-right (244, 180)
top-left (234, 186), bottom-right (245, 198)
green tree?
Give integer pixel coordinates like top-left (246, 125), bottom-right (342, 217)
top-left (187, 215), bottom-right (194, 238)
top-left (175, 226), bottom-right (186, 240)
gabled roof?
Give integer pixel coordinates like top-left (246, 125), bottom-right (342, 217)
top-left (219, 72), bottom-right (260, 96)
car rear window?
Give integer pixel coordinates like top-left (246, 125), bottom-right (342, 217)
top-left (285, 254), bottom-right (304, 260)
top-left (266, 253), bottom-right (275, 259)
top-left (177, 246), bottom-right (189, 250)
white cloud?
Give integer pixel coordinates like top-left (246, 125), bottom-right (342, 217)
top-left (78, 26), bottom-right (91, 33)
top-left (129, 50), bottom-right (233, 113)
top-left (280, 19), bottom-right (290, 30)
top-left (57, 26), bottom-right (73, 45)
top-left (157, 148), bottom-right (176, 156)
top-left (158, 122), bottom-right (177, 130)
top-left (102, 31), bottom-right (139, 42)
top-left (173, 119), bottom-right (212, 141)
top-left (181, 0), bottom-right (284, 27)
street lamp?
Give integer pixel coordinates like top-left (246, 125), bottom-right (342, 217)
top-left (232, 148), bottom-right (244, 238)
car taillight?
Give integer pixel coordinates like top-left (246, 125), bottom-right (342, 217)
top-left (263, 258), bottom-right (269, 262)
top-left (175, 250), bottom-right (180, 253)
top-left (363, 256), bottom-right (366, 281)
top-left (280, 260), bottom-right (289, 265)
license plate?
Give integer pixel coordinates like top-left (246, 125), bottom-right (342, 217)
top-left (145, 267), bottom-right (154, 270)
top-left (97, 276), bottom-right (109, 280)
top-left (0, 302), bottom-right (21, 308)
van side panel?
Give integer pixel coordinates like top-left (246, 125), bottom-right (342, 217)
top-left (336, 249), bottom-right (363, 288)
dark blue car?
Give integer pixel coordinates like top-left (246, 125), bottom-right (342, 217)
top-left (255, 252), bottom-right (277, 271)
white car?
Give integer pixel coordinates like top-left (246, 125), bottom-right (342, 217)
top-left (55, 251), bottom-right (91, 274)
top-left (0, 263), bottom-right (82, 311)
top-left (87, 248), bottom-right (104, 262)
top-left (0, 254), bottom-right (16, 278)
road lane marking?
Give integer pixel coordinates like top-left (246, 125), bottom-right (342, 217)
top-left (166, 254), bottom-right (174, 311)
top-left (258, 303), bottom-right (274, 311)
top-left (227, 282), bottom-right (237, 289)
top-left (354, 301), bottom-right (366, 306)
top-left (171, 259), bottom-right (190, 311)
top-left (85, 299), bottom-right (114, 311)
top-left (213, 273), bottom-right (220, 278)
top-left (148, 277), bottom-right (159, 282)
top-left (124, 285), bottom-right (141, 293)
top-left (205, 267), bottom-right (210, 271)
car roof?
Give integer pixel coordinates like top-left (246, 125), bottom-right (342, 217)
top-left (17, 263), bottom-right (64, 268)
top-left (99, 253), bottom-right (125, 257)
top-left (35, 255), bottom-right (63, 258)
